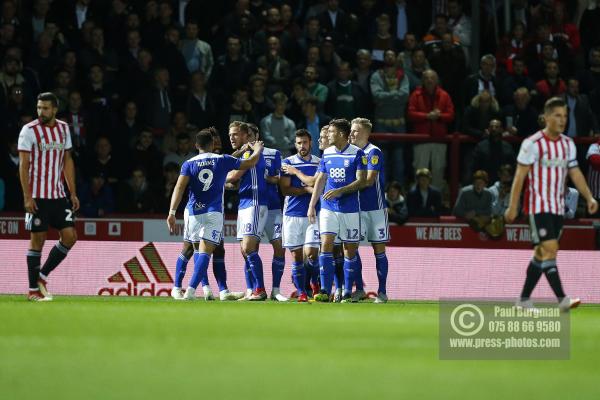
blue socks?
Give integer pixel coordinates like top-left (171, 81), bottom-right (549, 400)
top-left (343, 256), bottom-right (357, 296)
top-left (307, 258), bottom-right (320, 285)
top-left (318, 252), bottom-right (334, 294)
top-left (354, 252), bottom-right (364, 291)
top-left (247, 251), bottom-right (265, 290)
top-left (244, 258), bottom-right (255, 290)
top-left (375, 252), bottom-right (388, 294)
top-left (291, 261), bottom-right (305, 295)
top-left (272, 256), bottom-right (285, 289)
top-left (189, 252), bottom-right (211, 289)
top-left (334, 256), bottom-right (344, 291)
top-left (213, 257), bottom-right (227, 291)
top-left (174, 252), bottom-right (189, 288)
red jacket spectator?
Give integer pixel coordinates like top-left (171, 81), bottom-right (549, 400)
top-left (535, 78), bottom-right (567, 101)
top-left (408, 85), bottom-right (455, 137)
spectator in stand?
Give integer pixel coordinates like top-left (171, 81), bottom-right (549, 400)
top-left (28, 32), bottom-right (58, 91)
top-left (369, 13), bottom-right (402, 64)
top-left (453, 170), bottom-right (493, 231)
top-left (297, 16), bottom-right (323, 55)
top-left (408, 69), bottom-right (455, 190)
top-left (84, 136), bottom-right (122, 193)
top-left (370, 48), bottom-right (410, 184)
top-left (0, 55), bottom-right (35, 109)
top-left (422, 13), bottom-right (459, 59)
top-left (297, 96), bottom-right (330, 156)
top-left (447, 0), bottom-right (471, 62)
top-left (161, 111), bottom-right (195, 154)
top-left (499, 56), bottom-right (536, 106)
top-left (405, 47), bottom-right (427, 92)
top-left (462, 54), bottom-right (498, 111)
top-left (496, 22), bottom-right (527, 74)
top-left (385, 180), bottom-right (408, 225)
top-left (78, 172), bottom-right (115, 218)
top-left (117, 167), bottom-right (158, 214)
top-left (51, 70), bottom-right (72, 114)
top-left (82, 64), bottom-right (118, 135)
top-left (488, 164), bottom-right (515, 218)
top-left (114, 101), bottom-right (142, 157)
top-left (535, 60), bottom-right (567, 105)
top-left (561, 78), bottom-right (599, 138)
top-left (249, 74), bottom-right (274, 124)
top-left (398, 32), bottom-right (419, 70)
top-left (131, 130), bottom-right (163, 181)
top-left (257, 35), bottom-right (291, 92)
top-left (280, 3), bottom-right (301, 42)
top-left (318, 36), bottom-right (342, 84)
top-left (354, 0), bottom-right (380, 49)
top-left (318, 0), bottom-right (352, 53)
top-left (580, 4), bottom-right (600, 57)
top-left (185, 70), bottom-right (216, 132)
top-left (429, 32), bottom-right (467, 103)
top-left (407, 168), bottom-right (442, 218)
top-left (550, 2), bottom-right (581, 57)
top-left (502, 87), bottom-right (540, 138)
top-left (60, 90), bottom-right (90, 162)
top-left (525, 23), bottom-right (572, 80)
top-left (288, 78), bottom-right (309, 124)
top-left (254, 5), bottom-right (294, 60)
top-left (221, 87), bottom-right (253, 135)
top-left (180, 19), bottom-right (214, 80)
top-left (155, 26), bottom-right (189, 99)
top-left (139, 67), bottom-right (172, 135)
top-left (260, 91), bottom-right (296, 156)
top-left (2, 84), bottom-right (30, 135)
top-left (79, 27), bottom-right (119, 78)
top-left (304, 63), bottom-right (328, 110)
top-left (471, 119), bottom-right (516, 183)
top-left (577, 47), bottom-right (600, 96)
top-left (462, 91), bottom-right (502, 139)
top-left (0, 136), bottom-right (22, 211)
top-left (211, 35), bottom-right (252, 104)
top-left (157, 162), bottom-right (184, 214)
top-left (325, 61), bottom-right (370, 121)
top-left (386, 0), bottom-right (430, 42)
top-left (163, 133), bottom-right (195, 167)
top-left (353, 49), bottom-right (373, 95)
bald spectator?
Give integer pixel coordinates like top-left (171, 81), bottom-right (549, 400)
top-left (502, 87), bottom-right (539, 137)
top-left (408, 69), bottom-right (455, 190)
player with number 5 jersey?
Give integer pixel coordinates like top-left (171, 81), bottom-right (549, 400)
top-left (166, 128), bottom-right (264, 300)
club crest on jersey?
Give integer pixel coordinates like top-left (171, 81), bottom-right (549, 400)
top-left (371, 155), bottom-right (379, 165)
top-left (243, 151), bottom-right (251, 159)
top-left (539, 228), bottom-right (547, 238)
top-left (344, 159), bottom-right (350, 167)
top-left (362, 156), bottom-right (368, 165)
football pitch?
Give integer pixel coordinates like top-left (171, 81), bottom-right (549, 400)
top-left (1, 296), bottom-right (599, 400)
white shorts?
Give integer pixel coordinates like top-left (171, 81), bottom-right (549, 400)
top-left (319, 208), bottom-right (361, 243)
top-left (183, 209), bottom-right (224, 244)
top-left (236, 205), bottom-right (268, 240)
top-left (282, 215), bottom-right (320, 249)
top-left (262, 209), bottom-right (283, 242)
top-left (360, 209), bottom-right (390, 243)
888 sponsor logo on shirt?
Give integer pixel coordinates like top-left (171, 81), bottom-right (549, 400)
top-left (330, 167), bottom-right (346, 182)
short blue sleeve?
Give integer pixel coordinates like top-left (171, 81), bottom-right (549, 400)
top-left (317, 157), bottom-right (327, 173)
top-left (356, 149), bottom-right (367, 171)
top-left (224, 154), bottom-right (242, 172)
top-left (180, 160), bottom-right (192, 176)
top-left (367, 148), bottom-right (383, 172)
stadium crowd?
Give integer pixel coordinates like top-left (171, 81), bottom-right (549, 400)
top-left (1, 0), bottom-right (600, 219)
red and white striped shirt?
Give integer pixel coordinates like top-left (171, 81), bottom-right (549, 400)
top-left (517, 130), bottom-right (577, 216)
top-left (586, 142), bottom-right (600, 199)
top-left (17, 119), bottom-right (73, 199)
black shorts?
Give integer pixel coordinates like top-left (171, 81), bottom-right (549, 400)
top-left (25, 198), bottom-right (75, 233)
top-left (528, 213), bottom-right (563, 245)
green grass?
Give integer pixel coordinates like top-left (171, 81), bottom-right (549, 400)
top-left (1, 296), bottom-right (599, 400)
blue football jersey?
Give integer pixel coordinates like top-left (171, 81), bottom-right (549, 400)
top-left (181, 153), bottom-right (241, 215)
top-left (359, 143), bottom-right (386, 211)
top-left (317, 144), bottom-right (366, 213)
top-left (263, 147), bottom-right (282, 210)
top-left (238, 149), bottom-right (268, 209)
top-left (282, 154), bottom-right (321, 217)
